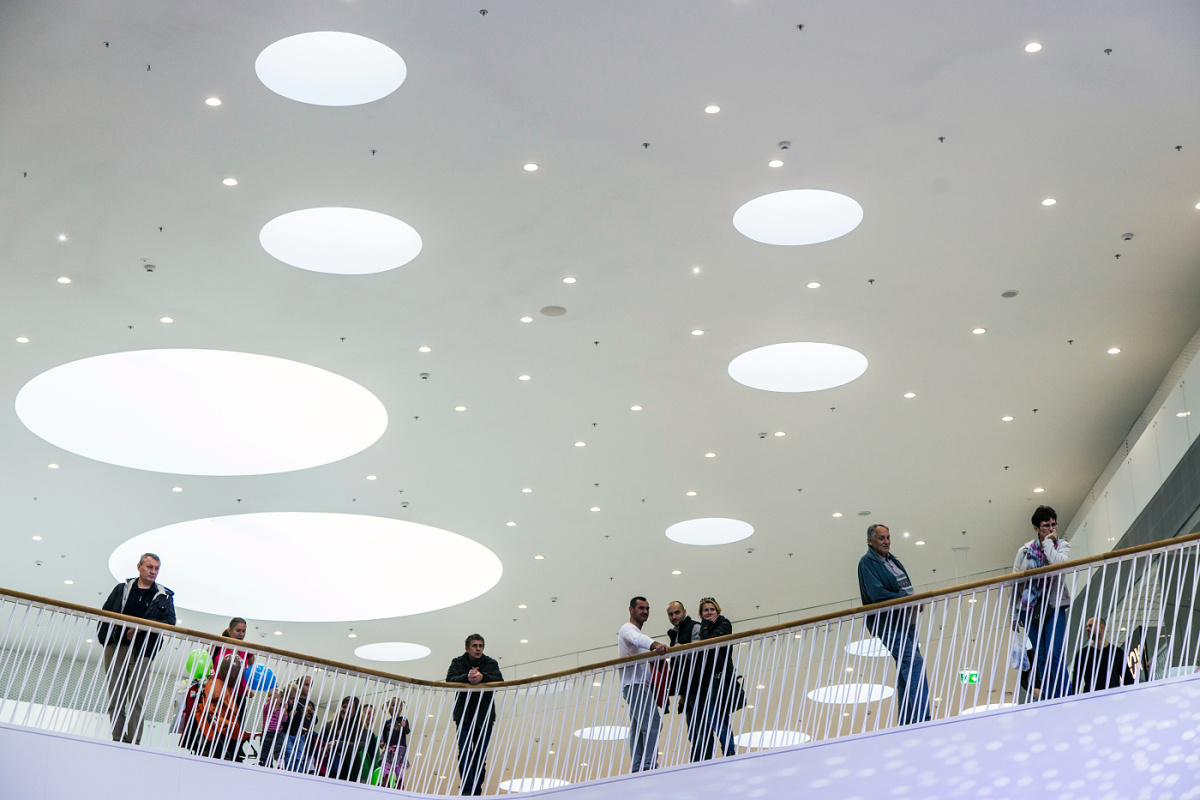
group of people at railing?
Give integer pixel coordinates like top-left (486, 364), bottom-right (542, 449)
top-left (92, 503), bottom-right (1162, 794)
top-left (859, 505), bottom-right (1149, 727)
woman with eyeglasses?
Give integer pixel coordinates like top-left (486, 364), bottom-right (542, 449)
top-left (694, 597), bottom-right (738, 758)
top-left (1011, 505), bottom-right (1073, 700)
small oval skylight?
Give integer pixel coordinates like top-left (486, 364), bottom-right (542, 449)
top-left (666, 518), bottom-right (754, 546)
top-left (734, 730), bottom-right (811, 748)
top-left (807, 683), bottom-right (894, 704)
top-left (573, 726), bottom-right (629, 741)
top-left (255, 32), bottom-right (406, 106)
top-left (728, 342), bottom-right (868, 393)
top-left (733, 189), bottom-right (863, 245)
top-left (354, 642), bottom-right (432, 662)
top-left (260, 207), bottom-right (422, 274)
top-left (844, 638), bottom-right (891, 658)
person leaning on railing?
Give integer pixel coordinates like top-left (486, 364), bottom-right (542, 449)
top-left (695, 597), bottom-right (738, 759)
top-left (857, 524), bottom-right (931, 726)
top-left (1011, 505), bottom-right (1074, 700)
top-left (376, 697), bottom-right (411, 788)
top-left (97, 551), bottom-right (176, 745)
top-left (446, 633), bottom-right (503, 796)
top-left (184, 654), bottom-right (250, 761)
top-left (210, 617), bottom-right (255, 727)
top-left (618, 596), bottom-right (670, 773)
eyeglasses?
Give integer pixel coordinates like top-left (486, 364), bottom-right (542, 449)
top-left (1038, 521), bottom-right (1058, 529)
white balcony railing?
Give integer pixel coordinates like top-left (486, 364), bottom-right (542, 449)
top-left (2, 532), bottom-right (1198, 794)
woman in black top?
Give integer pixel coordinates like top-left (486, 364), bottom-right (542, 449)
top-left (695, 597), bottom-right (738, 759)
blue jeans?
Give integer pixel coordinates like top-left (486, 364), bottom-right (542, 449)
top-left (684, 699), bottom-right (737, 761)
top-left (621, 683), bottom-right (661, 772)
top-left (874, 621), bottom-right (930, 725)
top-left (456, 721), bottom-right (493, 795)
top-left (1025, 606), bottom-right (1073, 700)
top-left (281, 733), bottom-right (306, 772)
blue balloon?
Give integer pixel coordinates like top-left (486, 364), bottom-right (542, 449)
top-left (247, 664), bottom-right (276, 691)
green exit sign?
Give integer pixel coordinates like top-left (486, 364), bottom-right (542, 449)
top-left (959, 670), bottom-right (980, 684)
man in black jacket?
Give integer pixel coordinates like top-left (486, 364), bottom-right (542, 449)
top-left (98, 552), bottom-right (176, 744)
top-left (446, 633), bottom-right (503, 795)
top-left (1073, 617), bottom-right (1134, 693)
top-left (666, 601), bottom-right (706, 759)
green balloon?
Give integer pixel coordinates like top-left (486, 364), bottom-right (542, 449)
top-left (184, 649), bottom-right (212, 680)
top-left (369, 767), bottom-right (383, 786)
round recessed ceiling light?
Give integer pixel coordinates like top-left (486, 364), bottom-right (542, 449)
top-left (671, 569), bottom-right (682, 575)
top-left (171, 486), bottom-right (182, 492)
top-left (903, 392), bottom-right (916, 399)
top-left (915, 540), bottom-right (926, 546)
top-left (222, 178), bottom-right (238, 186)
top-left (774, 431), bottom-right (785, 437)
top-left (768, 159), bottom-right (783, 168)
top-left (692, 266), bottom-right (701, 274)
top-left (366, 475), bottom-right (377, 481)
top-left (735, 730), bottom-right (811, 748)
top-left (972, 327), bottom-right (986, 335)
top-left (109, 512), bottom-right (501, 621)
top-left (454, 405), bottom-right (466, 411)
top-left (704, 452), bottom-right (716, 458)
top-left (523, 163), bottom-right (539, 172)
top-left (1034, 487), bottom-right (1045, 493)
top-left (160, 317), bottom-right (174, 324)
top-left (16, 349), bottom-right (387, 475)
top-left (691, 329), bottom-right (705, 336)
top-left (47, 463), bottom-right (59, 469)
top-left (348, 633), bottom-right (357, 638)
top-left (518, 604), bottom-right (527, 609)
top-left (355, 641), bottom-right (431, 662)
top-left (1107, 347), bottom-right (1121, 355)
top-left (57, 234), bottom-right (67, 242)
top-left (1002, 415), bottom-right (1014, 422)
top-left (1025, 42), bottom-right (1042, 52)
top-left (16, 337), bottom-right (29, 343)
top-left (255, 32), bottom-right (406, 106)
top-left (704, 105), bottom-right (720, 114)
top-left (506, 521), bottom-right (517, 527)
top-left (418, 346), bottom-right (431, 353)
top-left (534, 555), bottom-right (544, 560)
top-left (590, 506), bottom-right (600, 512)
top-left (518, 374), bottom-right (531, 381)
top-left (1195, 202), bottom-right (1200, 210)
top-left (733, 189), bottom-right (863, 246)
top-left (562, 277), bottom-right (576, 284)
top-left (686, 491), bottom-right (697, 496)
top-left (205, 97), bottom-right (222, 106)
top-left (573, 726), bottom-right (629, 741)
top-left (32, 535), bottom-right (42, 541)
top-left (274, 630), bottom-right (283, 635)
top-left (807, 282), bottom-right (821, 289)
top-left (574, 441), bottom-right (586, 447)
top-left (521, 487), bottom-right (532, 493)
top-left (728, 342), bottom-right (868, 393)
top-left (844, 638), bottom-right (891, 658)
top-left (57, 276), bottom-right (71, 284)
top-left (260, 207), bottom-right (422, 275)
top-left (666, 517), bottom-right (754, 546)
top-left (519, 639), bottom-right (529, 644)
top-left (630, 405), bottom-right (643, 411)
top-left (1178, 411), bottom-right (1191, 418)
top-left (1042, 198), bottom-right (1057, 206)
top-left (807, 683), bottom-right (894, 704)
top-left (832, 512), bottom-right (843, 518)
top-left (64, 580), bottom-right (73, 585)
top-left (520, 316), bottom-right (534, 323)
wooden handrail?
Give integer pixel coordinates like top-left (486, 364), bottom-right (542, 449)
top-left (4, 530), bottom-right (1197, 690)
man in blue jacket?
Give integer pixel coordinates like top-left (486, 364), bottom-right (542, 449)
top-left (98, 552), bottom-right (176, 744)
top-left (857, 524), bottom-right (930, 725)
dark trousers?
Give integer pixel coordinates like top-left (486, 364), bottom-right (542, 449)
top-left (456, 721), bottom-right (493, 796)
top-left (259, 729), bottom-right (285, 766)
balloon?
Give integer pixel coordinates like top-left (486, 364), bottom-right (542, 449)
top-left (184, 649), bottom-right (212, 681)
top-left (247, 663), bottom-right (276, 691)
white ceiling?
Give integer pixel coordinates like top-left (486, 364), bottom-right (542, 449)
top-left (2, 0), bottom-right (1198, 681)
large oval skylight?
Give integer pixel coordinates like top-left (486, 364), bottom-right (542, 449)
top-left (354, 642), bottom-right (432, 662)
top-left (109, 513), bottom-right (502, 622)
top-left (666, 518), bottom-right (754, 546)
top-left (15, 349), bottom-right (387, 475)
top-left (728, 342), bottom-right (868, 393)
top-left (734, 730), bottom-right (811, 748)
top-left (255, 32), bottom-right (406, 106)
top-left (807, 683), bottom-right (894, 704)
top-left (260, 207), bottom-right (423, 274)
top-left (733, 189), bottom-right (863, 245)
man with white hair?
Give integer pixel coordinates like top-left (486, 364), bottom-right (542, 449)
top-left (98, 552), bottom-right (176, 744)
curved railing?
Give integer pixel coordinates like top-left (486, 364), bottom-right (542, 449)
top-left (2, 532), bottom-right (1198, 794)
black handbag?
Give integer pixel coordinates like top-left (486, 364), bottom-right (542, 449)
top-left (726, 672), bottom-right (747, 712)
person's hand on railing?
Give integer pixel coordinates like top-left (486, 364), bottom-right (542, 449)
top-left (650, 642), bottom-right (668, 655)
top-left (467, 667), bottom-right (483, 684)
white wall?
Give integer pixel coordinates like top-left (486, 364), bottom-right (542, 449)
top-left (1068, 350), bottom-right (1199, 559)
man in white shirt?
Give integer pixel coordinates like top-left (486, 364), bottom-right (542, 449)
top-left (618, 596), bottom-right (669, 772)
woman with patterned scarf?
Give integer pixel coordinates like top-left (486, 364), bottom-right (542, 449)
top-left (1011, 505), bottom-right (1074, 700)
